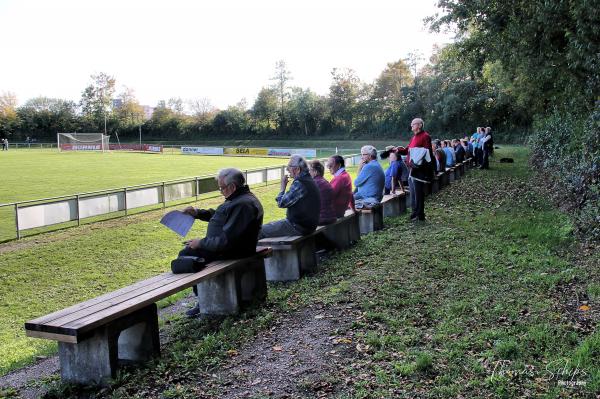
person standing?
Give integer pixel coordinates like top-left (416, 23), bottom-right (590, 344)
top-left (397, 118), bottom-right (435, 221)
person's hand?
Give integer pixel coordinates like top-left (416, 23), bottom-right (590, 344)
top-left (182, 206), bottom-right (198, 217)
top-left (184, 239), bottom-right (200, 249)
top-left (280, 174), bottom-right (289, 191)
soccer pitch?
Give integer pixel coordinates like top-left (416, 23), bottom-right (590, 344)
top-left (0, 149), bottom-right (292, 204)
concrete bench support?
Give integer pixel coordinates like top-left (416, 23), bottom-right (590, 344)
top-left (447, 167), bottom-right (455, 183)
top-left (261, 236), bottom-right (317, 282)
top-left (320, 212), bottom-right (359, 250)
top-left (431, 176), bottom-right (440, 194)
top-left (58, 304), bottom-right (160, 385)
top-left (357, 204), bottom-right (384, 235)
top-left (382, 194), bottom-right (402, 217)
top-left (196, 258), bottom-right (267, 315)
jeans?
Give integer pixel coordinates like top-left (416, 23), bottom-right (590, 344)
top-left (409, 177), bottom-right (426, 220)
top-left (258, 218), bottom-right (303, 239)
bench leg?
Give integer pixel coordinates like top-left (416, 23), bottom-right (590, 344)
top-left (398, 196), bottom-right (407, 214)
top-left (348, 215), bottom-right (361, 244)
top-left (264, 248), bottom-right (300, 281)
top-left (196, 271), bottom-right (240, 315)
top-left (322, 223), bottom-right (350, 250)
top-left (382, 199), bottom-right (400, 218)
top-left (359, 210), bottom-right (384, 235)
top-left (237, 258), bottom-right (268, 303)
top-left (299, 237), bottom-right (318, 275)
top-left (58, 304), bottom-right (160, 385)
top-left (432, 179), bottom-right (439, 194)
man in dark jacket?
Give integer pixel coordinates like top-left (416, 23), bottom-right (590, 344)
top-left (259, 154), bottom-right (321, 238)
top-left (180, 167), bottom-right (264, 316)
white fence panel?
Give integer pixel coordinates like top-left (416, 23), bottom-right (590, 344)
top-left (79, 193), bottom-right (124, 218)
top-left (246, 171), bottom-right (264, 185)
top-left (165, 182), bottom-right (194, 202)
top-left (267, 167), bottom-right (282, 181)
top-left (126, 187), bottom-right (161, 209)
top-left (18, 200), bottom-right (77, 229)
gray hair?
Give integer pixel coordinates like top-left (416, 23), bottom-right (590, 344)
top-left (411, 118), bottom-right (424, 129)
top-left (289, 154), bottom-right (309, 172)
top-left (217, 168), bottom-right (245, 187)
top-left (361, 145), bottom-right (378, 160)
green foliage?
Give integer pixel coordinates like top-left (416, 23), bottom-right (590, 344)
top-left (529, 104), bottom-right (600, 241)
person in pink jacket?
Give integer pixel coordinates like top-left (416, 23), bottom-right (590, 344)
top-left (326, 155), bottom-right (355, 217)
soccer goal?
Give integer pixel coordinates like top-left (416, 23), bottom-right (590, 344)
top-left (57, 133), bottom-right (110, 152)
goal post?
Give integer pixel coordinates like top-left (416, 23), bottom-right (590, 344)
top-left (57, 133), bottom-right (110, 152)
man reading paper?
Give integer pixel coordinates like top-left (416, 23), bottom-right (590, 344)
top-left (179, 168), bottom-right (264, 317)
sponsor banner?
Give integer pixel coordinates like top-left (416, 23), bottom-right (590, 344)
top-left (224, 147), bottom-right (269, 156)
top-left (107, 144), bottom-right (163, 152)
top-left (144, 144), bottom-right (163, 153)
top-left (268, 148), bottom-right (317, 158)
top-left (181, 146), bottom-right (224, 155)
top-left (61, 144), bottom-right (102, 151)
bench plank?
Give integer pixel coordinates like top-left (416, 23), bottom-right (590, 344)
top-left (26, 248), bottom-right (271, 341)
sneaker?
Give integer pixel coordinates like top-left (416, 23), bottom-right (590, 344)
top-left (186, 304), bottom-right (200, 317)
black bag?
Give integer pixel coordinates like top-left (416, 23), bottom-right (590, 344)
top-left (171, 256), bottom-right (206, 273)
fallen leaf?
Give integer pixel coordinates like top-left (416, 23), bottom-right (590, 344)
top-left (578, 305), bottom-right (591, 312)
top-left (334, 338), bottom-right (352, 344)
top-left (226, 349), bottom-right (238, 357)
top-left (314, 314), bottom-right (325, 319)
top-left (272, 345), bottom-right (283, 351)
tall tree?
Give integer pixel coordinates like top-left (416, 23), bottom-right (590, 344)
top-left (270, 60), bottom-right (292, 130)
top-left (0, 92), bottom-right (19, 137)
top-left (328, 68), bottom-right (362, 132)
top-left (79, 72), bottom-right (116, 133)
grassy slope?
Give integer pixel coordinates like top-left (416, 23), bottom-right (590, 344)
top-left (2, 146), bottom-right (599, 398)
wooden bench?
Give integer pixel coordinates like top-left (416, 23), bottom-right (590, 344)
top-left (446, 166), bottom-right (456, 183)
top-left (318, 210), bottom-right (360, 250)
top-left (356, 203), bottom-right (384, 235)
top-left (258, 226), bottom-right (326, 282)
top-left (24, 247), bottom-right (272, 385)
top-left (431, 173), bottom-right (442, 194)
top-left (382, 192), bottom-right (407, 217)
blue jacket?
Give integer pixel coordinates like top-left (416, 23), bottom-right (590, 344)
top-left (354, 160), bottom-right (385, 201)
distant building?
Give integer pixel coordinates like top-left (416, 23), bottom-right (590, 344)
top-left (142, 105), bottom-right (154, 120)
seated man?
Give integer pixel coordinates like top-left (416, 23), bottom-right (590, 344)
top-left (259, 155), bottom-right (321, 238)
top-left (179, 168), bottom-right (264, 316)
top-left (442, 140), bottom-right (455, 168)
top-left (453, 139), bottom-right (465, 163)
top-left (382, 146), bottom-right (406, 195)
top-left (353, 145), bottom-right (385, 208)
top-left (326, 155), bottom-right (355, 217)
top-left (308, 159), bottom-right (337, 225)
top-left (433, 140), bottom-right (446, 174)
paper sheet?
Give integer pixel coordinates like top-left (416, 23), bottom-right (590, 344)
top-left (160, 210), bottom-right (195, 237)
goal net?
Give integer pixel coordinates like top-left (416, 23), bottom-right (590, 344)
top-left (57, 133), bottom-right (110, 152)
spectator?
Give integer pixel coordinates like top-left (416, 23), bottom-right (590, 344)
top-left (442, 140), bottom-right (455, 168)
top-left (433, 140), bottom-right (446, 174)
top-left (397, 118), bottom-right (435, 221)
top-left (326, 155), bottom-right (355, 217)
top-left (472, 127), bottom-right (484, 166)
top-left (259, 155), bottom-right (321, 238)
top-left (179, 168), bottom-right (264, 316)
top-left (353, 145), bottom-right (385, 208)
top-left (382, 146), bottom-right (405, 195)
top-left (480, 127), bottom-right (493, 169)
top-left (308, 159), bottom-right (337, 225)
top-left (453, 139), bottom-right (465, 163)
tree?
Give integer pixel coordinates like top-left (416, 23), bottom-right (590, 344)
top-left (287, 87), bottom-right (327, 136)
top-left (17, 97), bottom-right (79, 140)
top-left (79, 72), bottom-right (116, 133)
top-left (328, 68), bottom-right (362, 132)
top-left (270, 60), bottom-right (292, 130)
top-left (0, 92), bottom-right (19, 137)
top-left (252, 87), bottom-right (279, 131)
top-left (115, 87), bottom-right (145, 131)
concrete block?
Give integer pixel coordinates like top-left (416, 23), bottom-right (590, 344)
top-left (431, 178), bottom-right (439, 194)
top-left (382, 195), bottom-right (401, 218)
top-left (58, 304), bottom-right (160, 385)
top-left (196, 271), bottom-right (239, 314)
top-left (448, 168), bottom-right (455, 183)
top-left (264, 236), bottom-right (317, 281)
top-left (236, 258), bottom-right (268, 303)
top-left (358, 206), bottom-right (383, 235)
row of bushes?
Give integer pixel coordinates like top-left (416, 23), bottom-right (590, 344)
top-left (529, 103), bottom-right (600, 241)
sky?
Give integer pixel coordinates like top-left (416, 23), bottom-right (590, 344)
top-left (0, 0), bottom-right (454, 111)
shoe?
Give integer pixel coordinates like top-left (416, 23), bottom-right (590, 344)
top-left (186, 304), bottom-right (200, 317)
